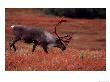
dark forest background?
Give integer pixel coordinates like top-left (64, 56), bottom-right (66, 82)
top-left (6, 8), bottom-right (106, 19)
top-left (40, 8), bottom-right (106, 19)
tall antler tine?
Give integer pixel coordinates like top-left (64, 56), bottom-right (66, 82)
top-left (56, 16), bottom-right (60, 20)
top-left (54, 17), bottom-right (63, 40)
top-left (60, 16), bottom-right (67, 23)
top-left (60, 35), bottom-right (69, 38)
top-left (67, 36), bottom-right (72, 41)
top-left (60, 34), bottom-right (72, 39)
top-left (54, 16), bottom-right (67, 34)
top-left (63, 36), bottom-right (72, 42)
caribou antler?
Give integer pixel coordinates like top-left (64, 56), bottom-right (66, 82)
top-left (54, 16), bottom-right (67, 40)
top-left (62, 36), bottom-right (72, 46)
top-left (54, 16), bottom-right (72, 46)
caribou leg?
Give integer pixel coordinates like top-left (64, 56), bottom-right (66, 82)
top-left (42, 42), bottom-right (48, 53)
top-left (32, 41), bottom-right (38, 52)
top-left (9, 37), bottom-right (20, 51)
top-left (43, 46), bottom-right (48, 53)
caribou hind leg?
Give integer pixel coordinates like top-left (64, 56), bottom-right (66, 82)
top-left (9, 37), bottom-right (20, 51)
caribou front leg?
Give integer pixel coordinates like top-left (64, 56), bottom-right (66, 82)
top-left (32, 41), bottom-right (38, 52)
top-left (42, 42), bottom-right (48, 53)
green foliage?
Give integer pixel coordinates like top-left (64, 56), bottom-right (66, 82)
top-left (91, 51), bottom-right (96, 60)
top-left (80, 51), bottom-right (85, 60)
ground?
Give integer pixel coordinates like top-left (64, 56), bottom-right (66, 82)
top-left (5, 9), bottom-right (106, 71)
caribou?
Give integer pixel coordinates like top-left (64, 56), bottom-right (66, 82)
top-left (9, 17), bottom-right (72, 53)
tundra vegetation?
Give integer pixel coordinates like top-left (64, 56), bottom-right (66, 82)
top-left (5, 8), bottom-right (106, 71)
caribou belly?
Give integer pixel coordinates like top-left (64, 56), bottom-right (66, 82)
top-left (47, 43), bottom-right (56, 48)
